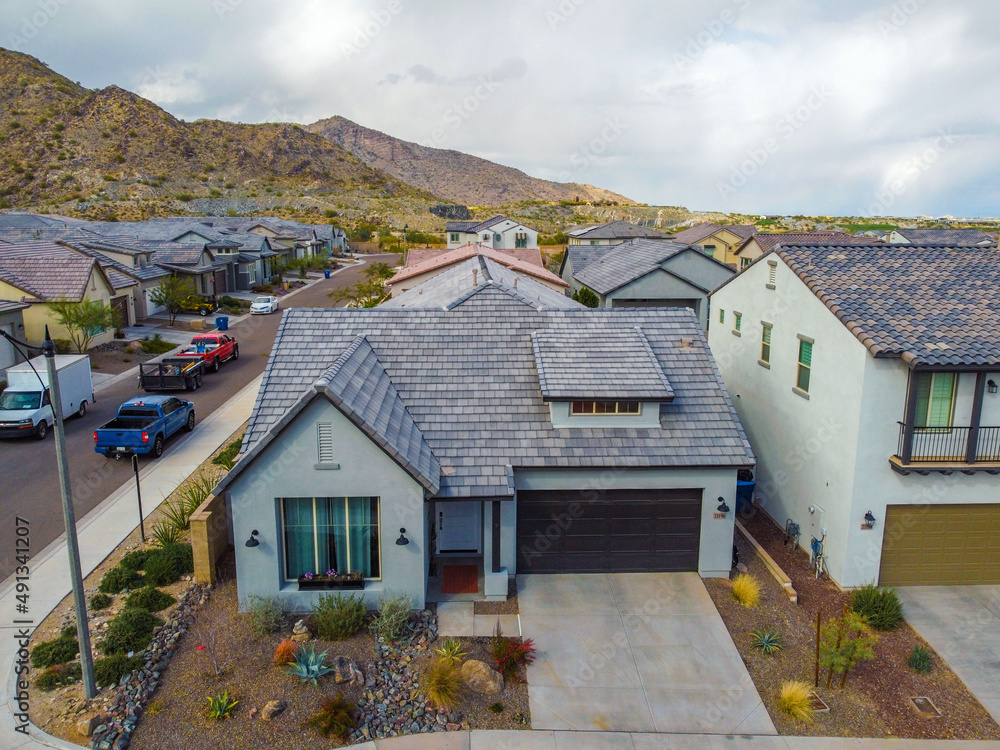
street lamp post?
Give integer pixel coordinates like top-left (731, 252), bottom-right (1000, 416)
top-left (42, 327), bottom-right (97, 698)
top-left (403, 224), bottom-right (409, 265)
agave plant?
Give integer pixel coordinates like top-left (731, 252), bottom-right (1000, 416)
top-left (286, 643), bottom-right (332, 686)
top-left (750, 627), bottom-right (784, 656)
top-left (206, 690), bottom-right (238, 720)
top-left (433, 637), bottom-right (467, 664)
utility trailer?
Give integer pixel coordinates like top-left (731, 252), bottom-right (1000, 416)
top-left (138, 357), bottom-right (204, 392)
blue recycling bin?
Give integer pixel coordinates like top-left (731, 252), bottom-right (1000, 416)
top-left (324, 269), bottom-right (331, 279)
top-left (215, 316), bottom-right (229, 331)
top-left (736, 480), bottom-right (755, 513)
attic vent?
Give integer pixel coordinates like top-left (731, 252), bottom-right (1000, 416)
top-left (679, 337), bottom-right (695, 350)
top-left (316, 422), bottom-right (339, 468)
top-left (472, 267), bottom-right (478, 286)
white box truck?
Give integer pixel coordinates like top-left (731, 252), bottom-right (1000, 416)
top-left (0, 355), bottom-right (94, 440)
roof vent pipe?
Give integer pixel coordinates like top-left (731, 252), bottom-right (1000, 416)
top-left (514, 277), bottom-right (518, 289)
top-left (472, 267), bottom-right (478, 286)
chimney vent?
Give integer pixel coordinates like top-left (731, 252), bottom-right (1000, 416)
top-left (472, 267), bottom-right (478, 286)
top-left (679, 337), bottom-right (695, 349)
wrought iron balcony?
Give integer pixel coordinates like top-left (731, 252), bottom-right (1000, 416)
top-left (892, 422), bottom-right (1000, 474)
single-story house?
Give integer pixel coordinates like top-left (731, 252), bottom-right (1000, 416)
top-left (0, 300), bottom-right (29, 379)
top-left (404, 245), bottom-right (544, 269)
top-left (709, 243), bottom-right (1000, 588)
top-left (671, 225), bottom-right (758, 267)
top-left (445, 215), bottom-right (538, 250)
top-left (60, 239), bottom-right (171, 322)
top-left (566, 220), bottom-right (673, 245)
top-left (211, 284), bottom-right (754, 611)
top-left (734, 231), bottom-right (880, 270)
top-left (886, 227), bottom-right (997, 246)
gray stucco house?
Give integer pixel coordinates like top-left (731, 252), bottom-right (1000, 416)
top-left (214, 281), bottom-right (754, 611)
top-left (560, 239), bottom-right (737, 328)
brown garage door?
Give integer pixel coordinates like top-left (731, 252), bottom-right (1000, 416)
top-left (517, 489), bottom-right (701, 574)
top-left (879, 504), bottom-right (1000, 586)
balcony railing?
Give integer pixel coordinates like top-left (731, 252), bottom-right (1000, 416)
top-left (896, 422), bottom-right (1000, 464)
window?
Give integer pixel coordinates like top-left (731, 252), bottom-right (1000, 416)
top-left (914, 373), bottom-right (956, 428)
top-left (571, 401), bottom-right (641, 415)
top-left (796, 339), bottom-right (813, 393)
top-left (449, 232), bottom-right (460, 242)
top-left (719, 309), bottom-right (725, 324)
top-left (282, 497), bottom-right (380, 580)
top-left (740, 257), bottom-right (752, 270)
top-left (248, 264), bottom-right (257, 285)
top-left (733, 312), bottom-right (742, 333)
top-left (760, 324), bottom-right (772, 363)
top-left (515, 232), bottom-right (528, 249)
top-left (483, 233), bottom-right (491, 242)
top-left (703, 244), bottom-right (716, 258)
top-left (590, 240), bottom-right (599, 245)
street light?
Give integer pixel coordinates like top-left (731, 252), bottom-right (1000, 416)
top-left (403, 224), bottom-right (409, 265)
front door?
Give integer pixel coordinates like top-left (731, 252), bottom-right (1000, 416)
top-left (436, 502), bottom-right (481, 553)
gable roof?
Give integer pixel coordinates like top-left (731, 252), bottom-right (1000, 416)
top-left (574, 239), bottom-right (733, 295)
top-left (0, 241), bottom-right (111, 301)
top-left (445, 214), bottom-right (513, 234)
top-left (405, 245), bottom-right (543, 268)
top-left (739, 231), bottom-right (880, 255)
top-left (234, 292), bottom-right (754, 499)
top-left (390, 244), bottom-right (567, 288)
top-left (563, 244), bottom-right (614, 276)
top-left (769, 244), bottom-right (1000, 367)
top-left (671, 224), bottom-right (722, 244)
top-left (0, 300), bottom-right (30, 314)
top-left (568, 220), bottom-right (672, 240)
top-left (892, 228), bottom-right (996, 245)
top-left (383, 255), bottom-right (582, 311)
top-left (721, 225), bottom-right (758, 240)
top-left (62, 240), bottom-right (171, 282)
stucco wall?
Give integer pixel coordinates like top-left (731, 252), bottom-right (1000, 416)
top-left (0, 274), bottom-right (116, 349)
top-left (227, 398), bottom-right (429, 611)
top-left (607, 269), bottom-right (708, 327)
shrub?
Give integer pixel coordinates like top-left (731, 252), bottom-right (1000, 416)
top-left (423, 657), bottom-right (463, 709)
top-left (273, 639), bottom-right (299, 667)
top-left (36, 663), bottom-right (82, 691)
top-left (850, 583), bottom-right (903, 631)
top-left (750, 628), bottom-right (784, 656)
top-left (491, 637), bottom-right (536, 680)
top-left (89, 592), bottom-right (112, 611)
top-left (118, 549), bottom-right (149, 571)
top-left (212, 437), bottom-right (242, 470)
top-left (101, 607), bottom-right (159, 655)
top-left (31, 631), bottom-right (79, 668)
top-left (313, 593), bottom-right (366, 641)
top-left (434, 637), bottom-right (467, 665)
top-left (370, 592), bottom-right (411, 643)
top-left (140, 338), bottom-right (175, 355)
top-left (175, 471), bottom-right (223, 524)
top-left (307, 693), bottom-right (356, 740)
top-left (777, 680), bottom-right (814, 722)
top-left (819, 611), bottom-right (878, 688)
top-left (287, 643), bottom-right (333, 686)
top-left (908, 645), bottom-right (933, 674)
top-left (158, 500), bottom-right (190, 533)
top-left (571, 286), bottom-right (600, 308)
top-left (98, 565), bottom-right (143, 594)
top-left (149, 542), bottom-right (193, 575)
top-left (488, 701), bottom-right (504, 714)
top-left (94, 653), bottom-right (143, 687)
top-left (126, 586), bottom-right (176, 613)
top-left (150, 519), bottom-right (182, 547)
top-left (142, 553), bottom-right (179, 586)
top-left (245, 595), bottom-right (286, 636)
top-left (731, 573), bottom-right (761, 608)
top-left (207, 691), bottom-right (238, 720)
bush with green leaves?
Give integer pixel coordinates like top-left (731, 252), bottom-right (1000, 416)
top-left (98, 565), bottom-right (143, 594)
top-left (150, 519), bottom-right (182, 547)
top-left (89, 592), bottom-right (112, 611)
top-left (244, 595), bottom-right (286, 636)
top-left (207, 690), bottom-right (238, 720)
top-left (31, 629), bottom-right (79, 668)
top-left (370, 592), bottom-right (412, 643)
top-left (95, 654), bottom-right (143, 687)
top-left (908, 645), bottom-right (933, 674)
top-left (101, 607), bottom-right (160, 655)
top-left (850, 583), bottom-right (903, 631)
top-left (312, 593), bottom-right (366, 641)
top-left (571, 286), bottom-right (600, 308)
top-left (157, 542), bottom-right (195, 574)
top-left (286, 643), bottom-right (333, 686)
top-left (36, 662), bottom-right (82, 692)
top-left (119, 549), bottom-right (149, 571)
top-left (212, 437), bottom-right (242, 470)
top-left (142, 553), bottom-right (179, 586)
top-left (125, 586), bottom-right (176, 613)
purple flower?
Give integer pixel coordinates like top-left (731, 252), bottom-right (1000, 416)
top-left (303, 572), bottom-right (314, 580)
top-left (325, 569), bottom-right (337, 578)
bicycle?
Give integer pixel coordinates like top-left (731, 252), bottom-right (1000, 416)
top-left (810, 535), bottom-right (827, 579)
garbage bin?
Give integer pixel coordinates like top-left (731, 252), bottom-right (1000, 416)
top-left (215, 316), bottom-right (229, 332)
top-left (736, 479), bottom-right (755, 514)
top-left (324, 269), bottom-right (331, 279)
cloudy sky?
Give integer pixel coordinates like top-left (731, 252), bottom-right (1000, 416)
top-left (5, 0), bottom-right (999, 217)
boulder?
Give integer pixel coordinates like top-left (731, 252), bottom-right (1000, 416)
top-left (292, 619), bottom-right (309, 635)
top-left (125, 341), bottom-right (143, 354)
top-left (332, 656), bottom-right (364, 685)
top-left (460, 659), bottom-right (504, 695)
top-left (76, 715), bottom-right (101, 737)
top-left (290, 632), bottom-right (311, 643)
top-left (260, 700), bottom-right (287, 721)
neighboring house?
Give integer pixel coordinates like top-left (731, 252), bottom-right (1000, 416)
top-left (405, 245), bottom-right (544, 269)
top-left (445, 215), bottom-right (538, 250)
top-left (566, 220), bottom-right (673, 245)
top-left (671, 224), bottom-right (758, 267)
top-left (210, 285), bottom-right (754, 611)
top-left (709, 244), bottom-right (1000, 589)
top-left (0, 300), bottom-right (29, 379)
top-left (60, 239), bottom-right (170, 321)
top-left (886, 228), bottom-right (997, 246)
top-left (0, 241), bottom-right (126, 348)
top-left (388, 244), bottom-right (568, 297)
top-left (734, 231), bottom-right (880, 270)
top-left (560, 239), bottom-right (736, 328)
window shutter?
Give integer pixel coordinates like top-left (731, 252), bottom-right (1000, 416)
top-left (762, 326), bottom-right (772, 345)
top-left (799, 340), bottom-right (812, 367)
top-left (914, 374), bottom-right (931, 426)
top-left (927, 373), bottom-right (955, 428)
top-left (317, 422), bottom-right (334, 464)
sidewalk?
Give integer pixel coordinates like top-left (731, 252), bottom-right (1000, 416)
top-left (0, 375), bottom-right (262, 749)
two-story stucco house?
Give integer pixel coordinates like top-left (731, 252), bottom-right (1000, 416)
top-left (566, 220), bottom-right (673, 246)
top-left (212, 282), bottom-right (754, 611)
top-left (445, 215), bottom-right (538, 251)
top-left (709, 244), bottom-right (1000, 588)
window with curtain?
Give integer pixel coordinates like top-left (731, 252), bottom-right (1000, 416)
top-left (281, 497), bottom-right (380, 580)
top-left (797, 339), bottom-right (813, 392)
top-left (914, 373), bottom-right (956, 428)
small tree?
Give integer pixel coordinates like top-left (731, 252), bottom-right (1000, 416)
top-left (328, 262), bottom-right (396, 308)
top-left (572, 286), bottom-right (600, 308)
top-left (819, 610), bottom-right (877, 688)
top-left (149, 273), bottom-right (196, 325)
top-left (46, 300), bottom-right (119, 352)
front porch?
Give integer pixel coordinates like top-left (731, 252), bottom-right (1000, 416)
top-left (427, 499), bottom-right (510, 603)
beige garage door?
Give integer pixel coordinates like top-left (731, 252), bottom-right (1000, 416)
top-left (880, 504), bottom-right (1000, 586)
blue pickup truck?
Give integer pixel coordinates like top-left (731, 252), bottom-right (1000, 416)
top-left (94, 395), bottom-right (195, 459)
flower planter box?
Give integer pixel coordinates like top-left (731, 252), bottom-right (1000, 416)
top-left (297, 577), bottom-right (365, 591)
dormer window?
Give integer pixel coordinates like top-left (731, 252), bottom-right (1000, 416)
top-left (571, 401), bottom-right (640, 415)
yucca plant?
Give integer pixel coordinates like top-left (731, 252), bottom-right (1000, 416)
top-left (177, 470), bottom-right (223, 522)
top-left (433, 637), bottom-right (467, 665)
top-left (731, 573), bottom-right (761, 608)
top-left (150, 519), bottom-right (182, 548)
top-left (777, 680), bottom-right (814, 722)
top-left (286, 643), bottom-right (332, 686)
top-left (908, 645), bottom-right (933, 674)
top-left (750, 627), bottom-right (784, 656)
top-left (157, 500), bottom-right (189, 533)
top-left (206, 690), bottom-right (238, 720)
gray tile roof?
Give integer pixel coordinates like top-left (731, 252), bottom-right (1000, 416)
top-left (565, 244), bottom-right (613, 275)
top-left (382, 255), bottom-right (581, 311)
top-left (150, 245), bottom-right (212, 266)
top-left (0, 300), bottom-right (29, 314)
top-left (68, 241), bottom-right (170, 281)
top-left (574, 239), bottom-right (699, 295)
top-left (238, 290), bottom-right (754, 499)
top-left (671, 224), bottom-right (722, 244)
top-left (773, 244), bottom-right (1000, 367)
top-left (532, 327), bottom-right (674, 401)
top-left (0, 242), bottom-right (104, 301)
top-left (892, 228), bottom-right (996, 245)
top-left (445, 215), bottom-right (514, 234)
top-left (568, 220), bottom-right (671, 240)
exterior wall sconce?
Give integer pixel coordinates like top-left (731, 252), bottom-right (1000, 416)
top-left (245, 529), bottom-right (260, 548)
top-left (717, 497), bottom-right (731, 514)
top-left (862, 511), bottom-right (876, 530)
top-left (395, 528), bottom-right (410, 546)
top-left (988, 380), bottom-right (998, 394)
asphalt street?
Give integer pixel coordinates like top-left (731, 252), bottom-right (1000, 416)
top-left (0, 256), bottom-right (393, 581)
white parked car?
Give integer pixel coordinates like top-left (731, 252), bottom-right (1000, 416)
top-left (250, 295), bottom-right (280, 314)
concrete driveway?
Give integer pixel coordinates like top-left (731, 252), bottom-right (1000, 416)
top-left (518, 572), bottom-right (776, 735)
top-left (898, 586), bottom-right (1000, 723)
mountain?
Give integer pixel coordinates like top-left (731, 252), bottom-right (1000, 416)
top-left (306, 116), bottom-right (632, 208)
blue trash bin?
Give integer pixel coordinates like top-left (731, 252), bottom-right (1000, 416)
top-left (736, 480), bottom-right (755, 513)
top-left (324, 269), bottom-right (331, 279)
top-left (215, 316), bottom-right (229, 331)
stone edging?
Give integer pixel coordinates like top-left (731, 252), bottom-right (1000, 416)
top-left (734, 518), bottom-right (798, 604)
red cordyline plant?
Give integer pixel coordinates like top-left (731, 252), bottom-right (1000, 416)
top-left (492, 638), bottom-right (536, 680)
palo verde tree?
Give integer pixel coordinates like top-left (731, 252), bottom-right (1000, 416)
top-left (328, 262), bottom-right (397, 308)
top-left (149, 273), bottom-right (196, 326)
top-left (46, 300), bottom-right (120, 353)
top-left (819, 609), bottom-right (878, 688)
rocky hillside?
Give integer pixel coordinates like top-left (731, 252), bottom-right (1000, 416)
top-left (307, 115), bottom-right (632, 208)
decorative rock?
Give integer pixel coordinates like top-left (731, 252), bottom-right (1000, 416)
top-left (76, 714), bottom-right (100, 737)
top-left (125, 341), bottom-right (143, 354)
top-left (292, 619), bottom-right (309, 635)
top-left (736, 562), bottom-right (749, 574)
top-left (333, 656), bottom-right (364, 685)
top-left (460, 659), bottom-right (504, 695)
top-left (290, 632), bottom-right (311, 643)
top-left (260, 700), bottom-right (287, 720)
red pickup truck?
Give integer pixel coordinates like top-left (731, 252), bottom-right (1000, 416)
top-left (176, 333), bottom-right (239, 373)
